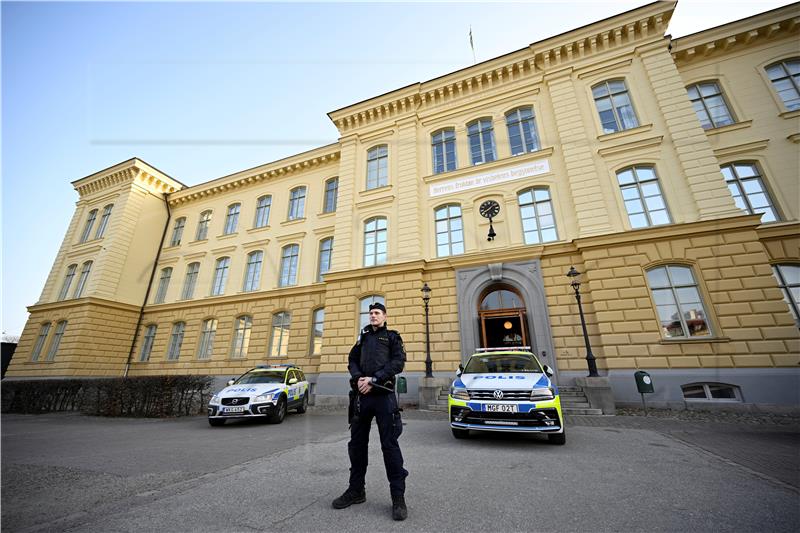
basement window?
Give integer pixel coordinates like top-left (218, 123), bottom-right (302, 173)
top-left (682, 382), bottom-right (741, 402)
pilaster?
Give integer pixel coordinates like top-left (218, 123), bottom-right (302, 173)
top-left (330, 137), bottom-right (358, 272)
top-left (395, 118), bottom-right (423, 260)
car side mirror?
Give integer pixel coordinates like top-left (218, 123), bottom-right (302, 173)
top-left (227, 379), bottom-right (235, 386)
top-left (288, 378), bottom-right (298, 385)
top-left (542, 365), bottom-right (554, 378)
top-left (456, 364), bottom-right (464, 377)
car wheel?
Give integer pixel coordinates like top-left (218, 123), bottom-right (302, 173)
top-left (208, 418), bottom-right (225, 427)
top-left (270, 397), bottom-right (287, 424)
top-left (451, 428), bottom-right (469, 439)
top-left (296, 394), bottom-right (309, 414)
top-left (548, 431), bottom-right (566, 445)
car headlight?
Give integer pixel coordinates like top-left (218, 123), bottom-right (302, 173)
top-left (450, 386), bottom-right (470, 401)
top-left (209, 395), bottom-right (220, 405)
top-left (531, 387), bottom-right (555, 401)
top-left (254, 394), bottom-right (272, 403)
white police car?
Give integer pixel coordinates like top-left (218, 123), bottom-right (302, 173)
top-left (448, 349), bottom-right (565, 444)
top-left (208, 364), bottom-right (309, 426)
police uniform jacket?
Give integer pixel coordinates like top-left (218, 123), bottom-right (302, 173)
top-left (348, 323), bottom-right (406, 393)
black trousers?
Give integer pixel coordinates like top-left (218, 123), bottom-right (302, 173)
top-left (347, 392), bottom-right (408, 495)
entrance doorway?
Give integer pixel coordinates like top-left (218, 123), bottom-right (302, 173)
top-left (478, 286), bottom-right (529, 348)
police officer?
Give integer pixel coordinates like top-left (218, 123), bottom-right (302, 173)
top-left (332, 302), bottom-right (408, 521)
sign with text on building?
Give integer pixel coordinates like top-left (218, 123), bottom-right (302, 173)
top-left (429, 159), bottom-right (551, 198)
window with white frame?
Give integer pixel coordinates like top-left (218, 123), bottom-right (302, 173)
top-left (139, 324), bottom-right (157, 362)
top-left (359, 295), bottom-right (385, 330)
top-left (211, 257), bottom-right (230, 296)
top-left (223, 203), bottom-right (240, 235)
top-left (518, 188), bottom-right (558, 244)
top-left (311, 308), bottom-right (325, 355)
top-left (617, 166), bottom-right (671, 228)
top-left (167, 322), bottom-right (185, 360)
top-left (434, 204), bottom-right (464, 257)
top-left (198, 318), bottom-right (217, 360)
top-left (317, 237), bottom-right (333, 282)
top-left (181, 262), bottom-right (200, 300)
top-left (288, 187), bottom-right (306, 220)
top-left (363, 217), bottom-right (387, 267)
top-left (324, 177), bottom-right (338, 213)
top-left (721, 162), bottom-right (779, 223)
top-left (242, 250), bottom-right (263, 292)
top-left (196, 210), bottom-right (212, 241)
top-left (46, 320), bottom-right (67, 361)
top-left (592, 79), bottom-right (639, 133)
top-left (231, 315), bottom-right (253, 359)
top-left (765, 58), bottom-right (800, 111)
top-left (30, 322), bottom-right (51, 362)
top-left (682, 382), bottom-right (741, 401)
top-left (366, 145), bottom-right (389, 189)
top-left (254, 195), bottom-right (272, 228)
top-left (79, 209), bottom-right (98, 243)
top-left (269, 312), bottom-right (291, 357)
top-left (94, 204), bottom-right (114, 239)
top-left (646, 265), bottom-right (711, 339)
top-left (73, 261), bottom-right (92, 298)
top-left (432, 129), bottom-right (457, 174)
top-left (279, 244), bottom-right (299, 287)
top-left (170, 217), bottom-right (186, 247)
top-left (154, 267), bottom-right (172, 304)
top-left (506, 107), bottom-right (540, 155)
top-left (58, 264), bottom-right (78, 301)
top-left (687, 81), bottom-right (735, 129)
top-left (467, 118), bottom-right (496, 165)
top-left (771, 264), bottom-right (800, 323)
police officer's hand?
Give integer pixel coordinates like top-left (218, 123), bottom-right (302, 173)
top-left (357, 377), bottom-right (373, 394)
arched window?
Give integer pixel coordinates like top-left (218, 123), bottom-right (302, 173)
top-left (198, 318), bottom-right (217, 360)
top-left (431, 129), bottom-right (457, 174)
top-left (434, 204), bottom-right (464, 257)
top-left (270, 311), bottom-right (291, 357)
top-left (367, 145), bottom-right (389, 189)
top-left (154, 267), bottom-right (173, 304)
top-left (139, 324), bottom-right (158, 362)
top-left (243, 250), bottom-right (263, 292)
top-left (254, 195), bottom-right (272, 228)
top-left (720, 162), bottom-right (779, 223)
top-left (686, 81), bottom-right (735, 129)
top-left (279, 244), bottom-right (299, 287)
top-left (364, 217), bottom-right (387, 267)
top-left (224, 203), bottom-right (241, 235)
top-left (181, 262), bottom-right (200, 300)
top-left (317, 237), bottom-right (333, 282)
top-left (79, 209), bottom-right (98, 243)
top-left (616, 166), bottom-right (671, 228)
top-left (58, 264), bottom-right (78, 301)
top-left (211, 257), bottom-right (230, 296)
top-left (46, 321), bottom-right (68, 361)
top-left (592, 79), bottom-right (638, 133)
top-left (518, 187), bottom-right (558, 244)
top-left (646, 265), bottom-right (711, 339)
top-left (765, 58), bottom-right (800, 111)
top-left (170, 217), bottom-right (186, 247)
top-left (311, 308), bottom-right (325, 356)
top-left (359, 295), bottom-right (385, 330)
top-left (324, 177), bottom-right (339, 213)
top-left (196, 210), bottom-right (212, 241)
top-left (231, 315), bottom-right (253, 359)
top-left (771, 264), bottom-right (800, 323)
top-left (30, 323), bottom-right (51, 362)
top-left (73, 261), bottom-right (93, 298)
top-left (506, 107), bottom-right (540, 155)
top-left (95, 204), bottom-right (114, 239)
top-left (167, 322), bottom-right (185, 360)
top-left (467, 118), bottom-right (496, 165)
top-left (288, 187), bottom-right (306, 220)
top-left (480, 287), bottom-right (523, 311)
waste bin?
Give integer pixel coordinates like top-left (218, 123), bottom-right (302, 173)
top-left (396, 376), bottom-right (407, 394)
top-left (634, 370), bottom-right (654, 394)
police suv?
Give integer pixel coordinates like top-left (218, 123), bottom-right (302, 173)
top-left (208, 364), bottom-right (309, 426)
top-left (448, 349), bottom-right (565, 444)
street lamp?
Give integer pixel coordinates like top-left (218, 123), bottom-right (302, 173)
top-left (421, 282), bottom-right (433, 378)
top-left (566, 266), bottom-right (599, 377)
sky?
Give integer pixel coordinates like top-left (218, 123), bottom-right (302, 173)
top-left (1, 0), bottom-right (795, 338)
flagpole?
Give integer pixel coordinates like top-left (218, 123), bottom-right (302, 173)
top-left (469, 25), bottom-right (476, 64)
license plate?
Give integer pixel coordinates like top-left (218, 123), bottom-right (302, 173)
top-left (224, 406), bottom-right (246, 413)
top-left (485, 404), bottom-right (518, 413)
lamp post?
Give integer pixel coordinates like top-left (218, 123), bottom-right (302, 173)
top-left (566, 266), bottom-right (599, 377)
top-left (421, 282), bottom-right (433, 378)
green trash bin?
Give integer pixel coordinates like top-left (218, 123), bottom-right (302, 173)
top-left (634, 371), bottom-right (654, 394)
top-left (396, 376), bottom-right (407, 394)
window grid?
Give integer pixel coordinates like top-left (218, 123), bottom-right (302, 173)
top-left (617, 166), bottom-right (671, 229)
top-left (224, 203), bottom-right (240, 235)
top-left (270, 312), bottom-right (291, 357)
top-left (432, 129), bottom-right (457, 174)
top-left (647, 265), bottom-right (711, 339)
top-left (506, 107), bottom-right (540, 155)
top-left (46, 321), bottom-right (67, 361)
top-left (79, 209), bottom-right (98, 243)
top-left (198, 319), bottom-right (217, 360)
top-left (95, 204), bottom-right (113, 239)
top-left (366, 145), bottom-right (388, 189)
top-left (58, 264), bottom-right (78, 301)
top-left (181, 262), bottom-right (200, 300)
top-left (211, 257), bottom-right (230, 296)
top-left (288, 187), bottom-right (306, 221)
top-left (364, 217), bottom-right (387, 267)
top-left (324, 178), bottom-right (339, 213)
top-left (196, 211), bottom-right (212, 241)
top-left (359, 296), bottom-right (385, 330)
top-left (31, 323), bottom-right (51, 362)
top-left (243, 251), bottom-right (263, 292)
top-left (721, 162), bottom-right (779, 223)
top-left (154, 267), bottom-right (172, 304)
top-left (254, 195), bottom-right (272, 228)
top-left (311, 308), bottom-right (325, 356)
top-left (592, 79), bottom-right (639, 133)
top-left (765, 58), bottom-right (800, 111)
top-left (170, 217), bottom-right (186, 247)
top-left (467, 119), bottom-right (496, 165)
top-left (139, 324), bottom-right (157, 362)
top-left (317, 237), bottom-right (333, 282)
top-left (772, 264), bottom-right (800, 322)
top-left (687, 81), bottom-right (735, 129)
top-left (72, 261), bottom-right (92, 298)
top-left (518, 188), bottom-right (559, 244)
top-left (434, 204), bottom-right (464, 257)
top-left (279, 244), bottom-right (300, 287)
top-left (230, 316), bottom-right (253, 359)
top-left (167, 322), bottom-right (185, 360)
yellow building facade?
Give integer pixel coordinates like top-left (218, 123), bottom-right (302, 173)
top-left (8, 2), bottom-right (799, 410)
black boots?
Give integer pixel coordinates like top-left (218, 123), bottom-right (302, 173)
top-left (331, 488), bottom-right (366, 509)
top-left (391, 494), bottom-right (407, 521)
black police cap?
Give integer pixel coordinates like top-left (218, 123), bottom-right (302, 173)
top-left (369, 302), bottom-right (387, 313)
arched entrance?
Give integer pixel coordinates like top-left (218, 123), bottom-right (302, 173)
top-left (478, 285), bottom-right (529, 348)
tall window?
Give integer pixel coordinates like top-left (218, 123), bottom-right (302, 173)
top-left (311, 308), bottom-right (325, 355)
top-left (359, 295), bottom-right (385, 329)
top-left (772, 264), bottom-right (800, 323)
top-left (364, 217), bottom-right (387, 267)
top-left (154, 267), bottom-right (172, 304)
top-left (139, 324), bottom-right (157, 362)
top-left (243, 250), bottom-right (263, 292)
top-left (434, 204), bottom-right (464, 257)
top-left (79, 209), bottom-right (98, 243)
top-left (166, 322), bottom-right (185, 360)
top-left (324, 177), bottom-right (339, 213)
top-left (506, 107), bottom-right (540, 155)
top-left (288, 186), bottom-right (306, 220)
top-left (317, 237), bottom-right (333, 282)
top-left (617, 166), bottom-right (671, 228)
top-left (30, 323), bottom-right (51, 362)
top-left (181, 262), bottom-right (200, 300)
top-left (58, 264), bottom-right (77, 301)
top-left (231, 315), bottom-right (253, 359)
top-left (211, 257), bottom-right (230, 296)
top-left (196, 210), bottom-right (212, 241)
top-left (467, 118), bottom-right (496, 165)
top-left (224, 203), bottom-right (240, 235)
top-left (518, 188), bottom-right (558, 244)
top-left (765, 58), bottom-right (800, 111)
top-left (687, 81), bottom-right (735, 129)
top-left (73, 261), bottom-right (92, 298)
top-left (95, 204), bottom-right (114, 239)
top-left (279, 244), bottom-right (299, 287)
top-left (254, 195), bottom-right (272, 228)
top-left (647, 265), bottom-right (711, 339)
top-left (198, 318), bottom-right (217, 360)
top-left (170, 217), bottom-right (186, 247)
top-left (432, 129), bottom-right (457, 174)
top-left (592, 79), bottom-right (639, 133)
top-left (721, 162), bottom-right (779, 223)
top-left (269, 312), bottom-right (291, 357)
top-left (46, 321), bottom-right (67, 361)
top-left (367, 145), bottom-right (389, 189)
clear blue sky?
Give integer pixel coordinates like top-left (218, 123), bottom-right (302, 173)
top-left (1, 0), bottom-right (793, 337)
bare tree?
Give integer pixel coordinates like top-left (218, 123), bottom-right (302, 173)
top-left (2, 332), bottom-right (20, 343)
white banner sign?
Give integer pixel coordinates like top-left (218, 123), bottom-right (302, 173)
top-left (429, 159), bottom-right (550, 197)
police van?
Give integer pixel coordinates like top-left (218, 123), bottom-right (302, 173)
top-left (208, 364), bottom-right (309, 426)
top-left (448, 348), bottom-right (565, 444)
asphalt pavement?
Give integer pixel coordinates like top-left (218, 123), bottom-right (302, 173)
top-left (2, 408), bottom-right (798, 532)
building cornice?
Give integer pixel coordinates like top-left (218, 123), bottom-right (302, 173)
top-left (72, 158), bottom-right (183, 198)
top-left (27, 297), bottom-right (142, 315)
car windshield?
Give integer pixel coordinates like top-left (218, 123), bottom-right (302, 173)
top-left (463, 353), bottom-right (542, 373)
top-left (235, 370), bottom-right (285, 384)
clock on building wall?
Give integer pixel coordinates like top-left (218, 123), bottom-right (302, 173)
top-left (479, 200), bottom-right (500, 241)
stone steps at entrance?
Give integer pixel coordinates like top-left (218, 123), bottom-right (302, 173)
top-left (564, 407), bottom-right (604, 415)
